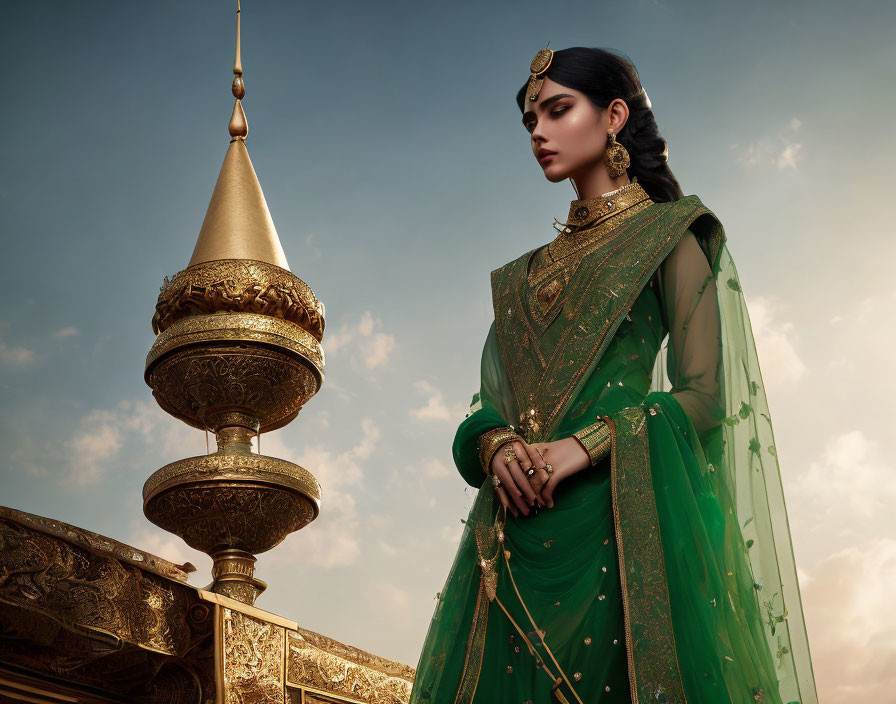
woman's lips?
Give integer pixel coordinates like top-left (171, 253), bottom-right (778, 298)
top-left (538, 151), bottom-right (557, 164)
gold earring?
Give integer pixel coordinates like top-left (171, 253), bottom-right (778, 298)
top-left (604, 130), bottom-right (630, 179)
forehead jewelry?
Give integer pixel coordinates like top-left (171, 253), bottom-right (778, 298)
top-left (526, 48), bottom-right (553, 102)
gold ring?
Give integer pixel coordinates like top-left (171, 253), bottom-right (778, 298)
top-left (544, 463), bottom-right (554, 475)
top-left (504, 445), bottom-right (517, 463)
top-left (526, 467), bottom-right (536, 477)
top-left (492, 475), bottom-right (503, 488)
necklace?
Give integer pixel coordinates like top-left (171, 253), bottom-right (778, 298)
top-left (545, 180), bottom-right (653, 264)
top-left (525, 180), bottom-right (654, 322)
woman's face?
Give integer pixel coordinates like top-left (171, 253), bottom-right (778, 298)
top-left (521, 77), bottom-right (622, 184)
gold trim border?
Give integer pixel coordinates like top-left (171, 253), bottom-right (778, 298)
top-left (146, 311), bottom-right (325, 379)
top-left (604, 408), bottom-right (687, 704)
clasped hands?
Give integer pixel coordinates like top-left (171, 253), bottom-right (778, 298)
top-left (490, 436), bottom-right (590, 517)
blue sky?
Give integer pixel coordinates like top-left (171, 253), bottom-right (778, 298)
top-left (2, 1), bottom-right (895, 700)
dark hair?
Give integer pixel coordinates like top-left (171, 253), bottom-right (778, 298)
top-left (516, 47), bottom-right (684, 203)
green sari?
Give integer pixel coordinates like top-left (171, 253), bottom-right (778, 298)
top-left (409, 187), bottom-right (817, 704)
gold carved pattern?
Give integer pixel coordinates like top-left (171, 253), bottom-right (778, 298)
top-left (605, 408), bottom-right (686, 704)
top-left (0, 506), bottom-right (189, 583)
top-left (153, 259), bottom-right (325, 341)
top-left (286, 629), bottom-right (415, 704)
top-left (491, 197), bottom-right (722, 443)
top-left (145, 484), bottom-right (316, 556)
top-left (143, 453), bottom-right (321, 504)
top-left (0, 514), bottom-right (197, 657)
top-left (147, 310), bottom-right (325, 383)
top-left (222, 607), bottom-right (285, 704)
top-left (147, 342), bottom-right (319, 433)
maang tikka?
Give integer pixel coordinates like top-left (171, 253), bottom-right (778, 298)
top-left (526, 48), bottom-right (553, 102)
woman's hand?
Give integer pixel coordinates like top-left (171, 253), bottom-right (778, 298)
top-left (490, 438), bottom-right (547, 518)
top-left (531, 437), bottom-right (591, 509)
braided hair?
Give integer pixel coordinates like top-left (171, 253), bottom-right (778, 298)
top-left (516, 47), bottom-right (684, 203)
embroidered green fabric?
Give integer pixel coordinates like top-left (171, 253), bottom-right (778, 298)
top-left (410, 205), bottom-right (817, 704)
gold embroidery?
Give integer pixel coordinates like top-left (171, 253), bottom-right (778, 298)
top-left (572, 420), bottom-right (612, 465)
top-left (492, 197), bottom-right (725, 444)
top-left (453, 576), bottom-right (490, 704)
top-left (477, 426), bottom-right (521, 476)
top-left (605, 409), bottom-right (688, 704)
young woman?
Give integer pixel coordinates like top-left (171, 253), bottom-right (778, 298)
top-left (409, 47), bottom-right (817, 704)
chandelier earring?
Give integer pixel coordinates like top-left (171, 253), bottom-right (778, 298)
top-left (604, 130), bottom-right (630, 179)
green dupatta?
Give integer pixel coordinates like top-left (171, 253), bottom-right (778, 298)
top-left (409, 196), bottom-right (817, 704)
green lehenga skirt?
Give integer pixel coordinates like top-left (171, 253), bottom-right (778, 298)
top-left (478, 466), bottom-right (629, 703)
top-left (414, 389), bottom-right (787, 704)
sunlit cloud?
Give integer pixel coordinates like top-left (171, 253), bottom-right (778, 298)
top-left (53, 327), bottom-right (78, 338)
top-left (325, 311), bottom-right (397, 371)
top-left (799, 538), bottom-right (896, 703)
top-left (784, 420), bottom-right (896, 702)
top-left (744, 295), bottom-right (806, 386)
top-left (63, 400), bottom-right (200, 486)
top-left (128, 522), bottom-right (212, 583)
top-left (776, 141), bottom-right (803, 170)
top-left (0, 334), bottom-right (34, 365)
top-left (410, 380), bottom-right (464, 421)
top-left (261, 418), bottom-right (380, 569)
top-left (421, 457), bottom-right (451, 479)
top-left (790, 430), bottom-right (894, 544)
top-left (733, 117), bottom-right (804, 171)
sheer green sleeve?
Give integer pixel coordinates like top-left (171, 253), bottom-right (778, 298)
top-left (452, 321), bottom-right (520, 488)
top-left (655, 228), bottom-right (725, 436)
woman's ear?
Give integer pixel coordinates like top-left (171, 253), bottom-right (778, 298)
top-left (607, 98), bottom-right (630, 134)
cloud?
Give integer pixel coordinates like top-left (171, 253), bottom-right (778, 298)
top-left (733, 117), bottom-right (804, 171)
top-left (799, 539), bottom-right (896, 703)
top-left (825, 291), bottom-right (896, 374)
top-left (363, 581), bottom-right (413, 630)
top-left (128, 523), bottom-right (212, 583)
top-left (775, 141), bottom-right (803, 170)
top-left (64, 400), bottom-right (199, 486)
top-left (440, 522), bottom-right (464, 546)
top-left (784, 424), bottom-right (896, 701)
top-left (53, 327), bottom-right (78, 338)
top-left (410, 380), bottom-right (464, 421)
top-left (0, 335), bottom-right (34, 365)
top-left (325, 311), bottom-right (396, 371)
top-left (261, 418), bottom-right (380, 569)
top-left (790, 430), bottom-right (895, 546)
top-left (744, 295), bottom-right (806, 386)
top-left (421, 457), bottom-right (451, 479)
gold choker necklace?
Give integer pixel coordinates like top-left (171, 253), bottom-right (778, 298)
top-left (547, 180), bottom-right (654, 263)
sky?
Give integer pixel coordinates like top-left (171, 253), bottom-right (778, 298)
top-left (2, 1), bottom-right (895, 700)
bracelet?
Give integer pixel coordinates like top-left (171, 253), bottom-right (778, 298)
top-left (477, 426), bottom-right (522, 476)
top-left (573, 421), bottom-right (612, 466)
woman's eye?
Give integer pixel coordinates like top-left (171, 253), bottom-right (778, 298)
top-left (551, 106), bottom-right (570, 117)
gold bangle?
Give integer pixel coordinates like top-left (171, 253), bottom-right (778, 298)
top-left (573, 421), bottom-right (612, 466)
top-left (477, 426), bottom-right (521, 476)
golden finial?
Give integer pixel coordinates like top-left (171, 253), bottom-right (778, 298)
top-left (229, 1), bottom-right (248, 140)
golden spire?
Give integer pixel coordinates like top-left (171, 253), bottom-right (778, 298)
top-left (188, 0), bottom-right (289, 269)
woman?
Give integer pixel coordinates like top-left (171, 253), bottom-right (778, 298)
top-left (409, 47), bottom-right (817, 704)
